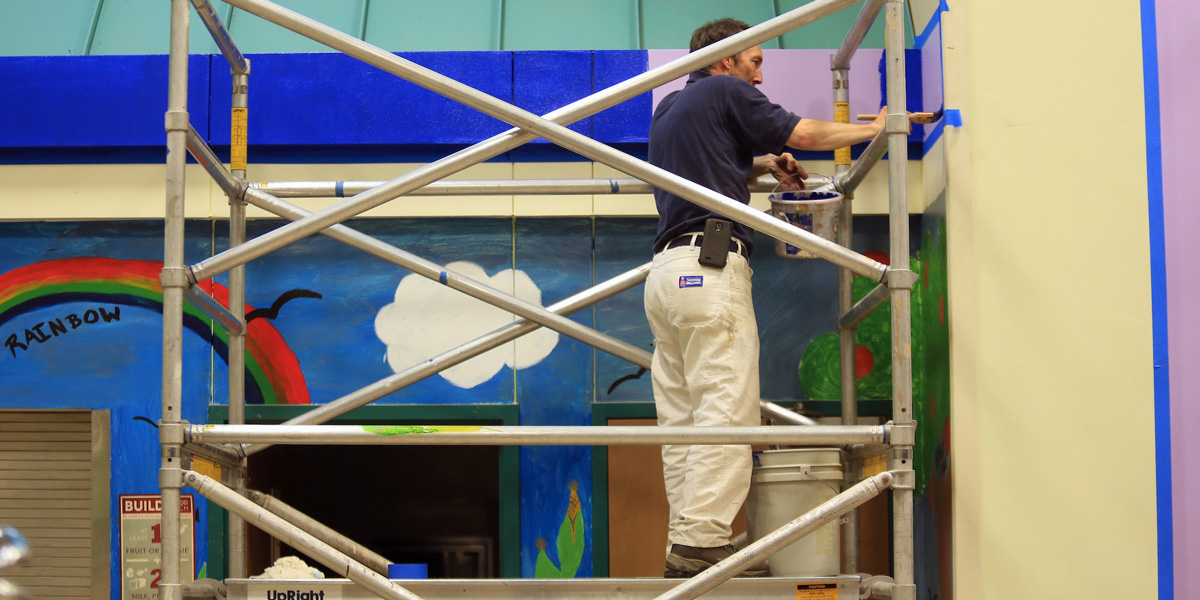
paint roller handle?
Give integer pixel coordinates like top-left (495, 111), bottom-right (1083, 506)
top-left (857, 111), bottom-right (937, 123)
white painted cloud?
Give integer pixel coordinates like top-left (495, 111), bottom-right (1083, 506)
top-left (374, 261), bottom-right (560, 388)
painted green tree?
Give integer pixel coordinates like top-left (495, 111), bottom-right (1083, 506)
top-left (534, 481), bottom-right (585, 578)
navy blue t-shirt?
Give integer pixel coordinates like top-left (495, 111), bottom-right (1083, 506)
top-left (649, 70), bottom-right (801, 256)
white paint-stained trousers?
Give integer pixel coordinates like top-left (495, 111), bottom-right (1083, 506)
top-left (644, 242), bottom-right (761, 548)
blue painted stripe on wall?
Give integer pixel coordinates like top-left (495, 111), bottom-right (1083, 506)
top-left (513, 51), bottom-right (592, 144)
top-left (1140, 0), bottom-right (1173, 598)
top-left (0, 55), bottom-right (210, 148)
top-left (593, 50), bottom-right (652, 144)
top-left (208, 52), bottom-right (514, 146)
top-left (922, 119), bottom-right (946, 151)
top-left (0, 49), bottom-right (933, 162)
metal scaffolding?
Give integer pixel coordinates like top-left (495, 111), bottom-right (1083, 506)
top-left (162, 0), bottom-right (915, 598)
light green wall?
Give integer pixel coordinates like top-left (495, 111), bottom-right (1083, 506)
top-left (0, 0), bottom-right (98, 56)
top-left (227, 0), bottom-right (367, 53)
top-left (367, 0), bottom-right (500, 51)
top-left (502, 0), bottom-right (639, 50)
top-left (640, 0), bottom-right (779, 49)
top-left (0, 0), bottom-right (913, 55)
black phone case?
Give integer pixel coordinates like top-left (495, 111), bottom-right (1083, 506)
top-left (698, 218), bottom-right (731, 268)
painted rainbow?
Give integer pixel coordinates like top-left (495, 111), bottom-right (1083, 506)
top-left (0, 257), bottom-right (309, 405)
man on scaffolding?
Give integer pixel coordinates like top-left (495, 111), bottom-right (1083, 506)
top-left (645, 17), bottom-right (886, 578)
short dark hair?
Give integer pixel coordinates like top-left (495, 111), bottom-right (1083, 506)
top-left (689, 18), bottom-right (750, 72)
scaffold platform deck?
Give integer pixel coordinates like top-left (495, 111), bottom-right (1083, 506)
top-left (225, 576), bottom-right (862, 600)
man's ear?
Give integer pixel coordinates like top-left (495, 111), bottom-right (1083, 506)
top-left (712, 56), bottom-right (733, 74)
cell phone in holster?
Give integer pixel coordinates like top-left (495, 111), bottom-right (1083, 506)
top-left (698, 218), bottom-right (732, 268)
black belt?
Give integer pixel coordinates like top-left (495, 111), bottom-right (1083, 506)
top-left (666, 233), bottom-right (748, 258)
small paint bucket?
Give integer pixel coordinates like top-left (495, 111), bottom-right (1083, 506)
top-left (768, 190), bottom-right (842, 259)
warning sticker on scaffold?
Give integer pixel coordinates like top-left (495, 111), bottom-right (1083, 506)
top-left (796, 581), bottom-right (839, 600)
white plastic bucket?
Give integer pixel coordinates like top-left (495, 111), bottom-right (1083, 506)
top-left (745, 448), bottom-right (843, 577)
top-left (768, 190), bottom-right (842, 259)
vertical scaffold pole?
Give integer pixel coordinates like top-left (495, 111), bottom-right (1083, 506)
top-left (831, 0), bottom-right (883, 575)
top-left (832, 58), bottom-right (861, 575)
top-left (884, 0), bottom-right (915, 598)
top-left (161, 0), bottom-right (190, 598)
top-left (226, 62), bottom-right (251, 580)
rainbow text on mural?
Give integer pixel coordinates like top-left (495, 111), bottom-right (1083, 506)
top-left (4, 305), bottom-right (122, 358)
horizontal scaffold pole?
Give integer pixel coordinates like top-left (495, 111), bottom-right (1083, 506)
top-left (193, 424), bottom-right (888, 446)
top-left (248, 175), bottom-right (816, 198)
top-left (184, 471), bottom-right (425, 600)
top-left (190, 0), bottom-right (887, 285)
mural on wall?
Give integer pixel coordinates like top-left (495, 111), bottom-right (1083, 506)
top-left (514, 218), bottom-right (596, 579)
top-left (796, 218), bottom-right (950, 494)
top-left (796, 249), bottom-right (896, 401)
top-left (534, 481), bottom-right (586, 579)
top-left (795, 208), bottom-right (951, 600)
top-left (0, 219), bottom-right (600, 580)
top-left (0, 215), bottom-right (940, 582)
top-left (374, 261), bottom-right (559, 388)
top-left (0, 257), bottom-right (311, 405)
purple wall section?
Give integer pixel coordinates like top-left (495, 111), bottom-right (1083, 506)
top-left (1158, 0), bottom-right (1200, 597)
top-left (648, 49), bottom-right (886, 119)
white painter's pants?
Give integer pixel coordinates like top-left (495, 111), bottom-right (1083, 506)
top-left (645, 243), bottom-right (760, 549)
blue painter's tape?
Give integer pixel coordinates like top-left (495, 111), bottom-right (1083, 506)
top-left (335, 181), bottom-right (344, 198)
top-left (912, 0), bottom-right (947, 49)
top-left (610, 180), bottom-right (619, 194)
top-left (679, 276), bottom-right (703, 288)
top-left (944, 109), bottom-right (963, 127)
top-left (439, 271), bottom-right (448, 285)
top-left (1139, 0), bottom-right (1173, 597)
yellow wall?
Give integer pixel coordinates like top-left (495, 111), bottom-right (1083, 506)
top-left (0, 159), bottom-right (923, 220)
top-left (944, 1), bottom-right (1158, 599)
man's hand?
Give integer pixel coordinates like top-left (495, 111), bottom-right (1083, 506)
top-left (769, 152), bottom-right (808, 190)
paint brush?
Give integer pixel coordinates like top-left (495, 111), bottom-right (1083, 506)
top-left (856, 110), bottom-right (941, 124)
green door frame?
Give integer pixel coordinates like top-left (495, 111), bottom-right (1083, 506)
top-left (205, 403), bottom-right (520, 579)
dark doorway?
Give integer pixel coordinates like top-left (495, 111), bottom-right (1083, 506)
top-left (247, 443), bottom-right (500, 578)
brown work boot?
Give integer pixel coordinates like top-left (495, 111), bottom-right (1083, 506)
top-left (664, 544), bottom-right (769, 578)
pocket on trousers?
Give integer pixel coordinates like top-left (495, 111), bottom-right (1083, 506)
top-left (667, 265), bottom-right (731, 328)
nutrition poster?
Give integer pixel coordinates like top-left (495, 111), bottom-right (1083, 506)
top-left (120, 494), bottom-right (195, 600)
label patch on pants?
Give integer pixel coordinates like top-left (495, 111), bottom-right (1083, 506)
top-left (679, 275), bottom-right (703, 288)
